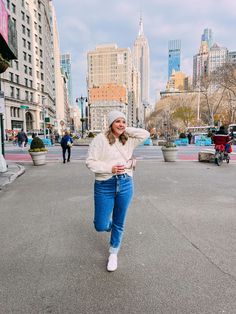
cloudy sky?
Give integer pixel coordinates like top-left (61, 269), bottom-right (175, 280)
top-left (53, 0), bottom-right (236, 106)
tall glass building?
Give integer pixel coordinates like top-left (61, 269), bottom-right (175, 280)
top-left (201, 28), bottom-right (213, 48)
top-left (60, 53), bottom-right (73, 106)
top-left (168, 39), bottom-right (181, 79)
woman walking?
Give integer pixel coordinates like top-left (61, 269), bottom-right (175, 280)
top-left (86, 110), bottom-right (149, 271)
top-left (60, 130), bottom-right (73, 163)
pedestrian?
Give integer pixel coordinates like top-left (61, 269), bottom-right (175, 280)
top-left (187, 132), bottom-right (192, 144)
top-left (86, 110), bottom-right (150, 272)
top-left (32, 132), bottom-right (36, 139)
top-left (60, 130), bottom-right (73, 163)
top-left (17, 129), bottom-right (28, 147)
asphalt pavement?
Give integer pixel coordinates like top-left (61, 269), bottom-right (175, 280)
top-left (0, 160), bottom-right (236, 313)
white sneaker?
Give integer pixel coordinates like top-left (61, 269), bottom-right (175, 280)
top-left (107, 254), bottom-right (118, 272)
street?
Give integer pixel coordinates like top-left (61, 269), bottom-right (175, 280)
top-left (4, 142), bottom-right (236, 163)
top-left (0, 161), bottom-right (236, 313)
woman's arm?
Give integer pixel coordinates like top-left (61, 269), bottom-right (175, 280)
top-left (125, 127), bottom-right (150, 147)
top-left (86, 135), bottom-right (113, 174)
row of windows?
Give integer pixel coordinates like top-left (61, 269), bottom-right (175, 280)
top-left (10, 86), bottom-right (34, 102)
top-left (10, 107), bottom-right (20, 118)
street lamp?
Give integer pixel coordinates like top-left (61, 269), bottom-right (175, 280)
top-left (143, 102), bottom-right (149, 129)
top-left (42, 96), bottom-right (46, 139)
top-left (76, 95), bottom-right (87, 138)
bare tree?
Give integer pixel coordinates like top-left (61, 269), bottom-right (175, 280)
top-left (198, 74), bottom-right (226, 125)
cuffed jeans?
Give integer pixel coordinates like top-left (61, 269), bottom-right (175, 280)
top-left (94, 174), bottom-right (134, 254)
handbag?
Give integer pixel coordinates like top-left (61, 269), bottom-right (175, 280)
top-left (67, 141), bottom-right (73, 147)
top-left (114, 142), bottom-right (137, 171)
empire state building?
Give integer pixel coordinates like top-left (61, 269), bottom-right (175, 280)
top-left (133, 17), bottom-right (150, 124)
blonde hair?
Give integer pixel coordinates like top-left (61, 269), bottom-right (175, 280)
top-left (105, 128), bottom-right (129, 145)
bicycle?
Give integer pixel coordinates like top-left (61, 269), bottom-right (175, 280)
top-left (214, 140), bottom-right (233, 166)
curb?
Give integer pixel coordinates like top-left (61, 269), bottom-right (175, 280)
top-left (0, 163), bottom-right (25, 190)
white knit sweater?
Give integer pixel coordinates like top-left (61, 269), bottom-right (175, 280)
top-left (86, 127), bottom-right (150, 181)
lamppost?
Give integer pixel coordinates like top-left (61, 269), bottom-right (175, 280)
top-left (42, 96), bottom-right (47, 138)
top-left (143, 102), bottom-right (149, 129)
top-left (76, 96), bottom-right (87, 138)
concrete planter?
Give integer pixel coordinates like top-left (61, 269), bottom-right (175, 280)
top-left (161, 146), bottom-right (178, 162)
top-left (29, 151), bottom-right (47, 166)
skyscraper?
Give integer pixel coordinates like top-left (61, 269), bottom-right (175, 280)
top-left (60, 53), bottom-right (73, 106)
top-left (168, 40), bottom-right (181, 79)
top-left (201, 28), bottom-right (213, 49)
top-left (133, 17), bottom-right (150, 125)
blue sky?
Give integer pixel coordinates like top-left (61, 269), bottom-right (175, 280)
top-left (54, 0), bottom-right (236, 106)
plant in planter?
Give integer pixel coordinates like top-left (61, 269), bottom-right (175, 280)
top-left (28, 137), bottom-right (48, 166)
top-left (161, 139), bottom-right (178, 162)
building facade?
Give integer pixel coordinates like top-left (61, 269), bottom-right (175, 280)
top-left (133, 17), bottom-right (150, 126)
top-left (60, 53), bottom-right (73, 106)
top-left (201, 28), bottom-right (213, 49)
top-left (0, 0), bottom-right (68, 137)
top-left (193, 41), bottom-right (209, 87)
top-left (168, 39), bottom-right (181, 79)
top-left (208, 43), bottom-right (228, 73)
top-left (87, 44), bottom-right (133, 131)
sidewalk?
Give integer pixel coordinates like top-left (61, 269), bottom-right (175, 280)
top-left (0, 162), bottom-right (25, 189)
top-left (0, 161), bottom-right (235, 313)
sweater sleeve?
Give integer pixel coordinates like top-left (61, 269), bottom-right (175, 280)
top-left (86, 135), bottom-right (113, 174)
top-left (125, 127), bottom-right (150, 147)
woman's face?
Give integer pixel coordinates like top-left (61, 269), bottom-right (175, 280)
top-left (111, 118), bottom-right (126, 138)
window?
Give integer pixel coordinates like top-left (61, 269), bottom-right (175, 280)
top-left (24, 65), bottom-right (27, 74)
top-left (22, 0), bottom-right (25, 7)
top-left (40, 73), bottom-right (44, 80)
top-left (12, 18), bottom-right (16, 28)
top-left (38, 25), bottom-right (42, 34)
top-left (34, 22), bottom-right (37, 30)
top-left (9, 72), bottom-right (14, 82)
top-left (10, 86), bottom-right (14, 97)
top-left (27, 41), bottom-right (31, 50)
top-left (39, 37), bottom-right (42, 45)
top-left (26, 15), bottom-right (30, 24)
top-left (28, 54), bottom-right (31, 63)
top-left (15, 61), bottom-right (19, 70)
top-left (25, 78), bottom-right (28, 86)
top-left (35, 34), bottom-right (38, 42)
top-left (27, 28), bottom-right (30, 37)
top-left (15, 74), bottom-right (19, 83)
top-left (16, 88), bottom-right (20, 99)
top-left (23, 38), bottom-right (26, 47)
top-left (25, 91), bottom-right (29, 101)
top-left (23, 51), bottom-right (27, 61)
top-left (39, 49), bottom-right (42, 57)
top-left (29, 80), bottom-right (33, 88)
top-left (36, 71), bottom-right (39, 79)
top-left (22, 25), bottom-right (26, 34)
top-left (12, 3), bottom-right (16, 14)
top-left (40, 61), bottom-right (43, 69)
top-left (7, 0), bottom-right (10, 9)
top-left (30, 92), bottom-right (33, 102)
top-left (41, 84), bottom-right (44, 92)
top-left (38, 13), bottom-right (41, 22)
top-left (21, 11), bottom-right (25, 20)
top-left (28, 67), bottom-right (32, 76)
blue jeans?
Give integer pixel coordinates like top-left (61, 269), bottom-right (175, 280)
top-left (94, 174), bottom-right (134, 254)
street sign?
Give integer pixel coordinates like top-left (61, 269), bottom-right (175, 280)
top-left (20, 105), bottom-right (29, 109)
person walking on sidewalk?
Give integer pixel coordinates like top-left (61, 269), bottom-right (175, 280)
top-left (86, 110), bottom-right (150, 272)
top-left (60, 130), bottom-right (73, 163)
